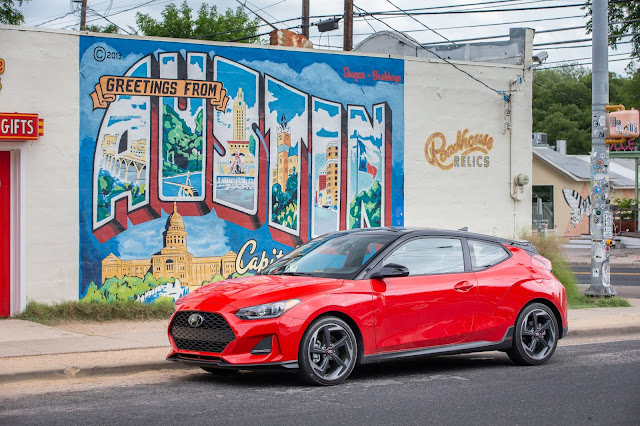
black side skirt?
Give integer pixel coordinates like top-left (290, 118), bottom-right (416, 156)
top-left (166, 353), bottom-right (299, 371)
top-left (362, 327), bottom-right (515, 365)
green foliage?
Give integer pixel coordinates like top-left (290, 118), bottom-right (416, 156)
top-left (248, 135), bottom-right (256, 156)
top-left (96, 171), bottom-right (146, 222)
top-left (85, 23), bottom-right (119, 33)
top-left (584, 1), bottom-right (640, 60)
top-left (14, 299), bottom-right (174, 325)
top-left (136, 1), bottom-right (261, 43)
top-left (0, 0), bottom-right (27, 25)
top-left (349, 180), bottom-right (382, 228)
top-left (271, 175), bottom-right (298, 229)
top-left (522, 233), bottom-right (631, 309)
top-left (532, 67), bottom-right (640, 154)
top-left (162, 103), bottom-right (203, 176)
top-left (613, 196), bottom-right (637, 220)
top-left (80, 273), bottom-right (174, 303)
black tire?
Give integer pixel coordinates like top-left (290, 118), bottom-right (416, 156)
top-left (507, 302), bottom-right (559, 366)
top-left (298, 316), bottom-right (358, 386)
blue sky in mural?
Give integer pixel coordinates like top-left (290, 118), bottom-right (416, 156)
top-left (78, 36), bottom-right (405, 291)
top-left (107, 115), bottom-right (141, 126)
top-left (316, 128), bottom-right (338, 138)
top-left (217, 61), bottom-right (257, 109)
top-left (267, 79), bottom-right (306, 123)
top-left (189, 55), bottom-right (204, 73)
top-left (115, 213), bottom-right (231, 259)
top-left (315, 101), bottom-right (339, 117)
top-left (350, 130), bottom-right (383, 150)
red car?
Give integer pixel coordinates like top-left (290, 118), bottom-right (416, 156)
top-left (167, 228), bottom-right (568, 385)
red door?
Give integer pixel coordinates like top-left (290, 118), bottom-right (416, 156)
top-left (372, 272), bottom-right (477, 352)
top-left (0, 151), bottom-right (10, 317)
top-left (371, 237), bottom-right (477, 353)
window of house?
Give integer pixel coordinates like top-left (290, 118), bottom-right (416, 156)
top-left (532, 185), bottom-right (554, 229)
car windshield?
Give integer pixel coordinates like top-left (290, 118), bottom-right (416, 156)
top-left (259, 232), bottom-right (398, 279)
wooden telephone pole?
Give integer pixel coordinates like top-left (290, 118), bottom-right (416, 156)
top-left (343, 0), bottom-right (353, 51)
top-left (302, 0), bottom-right (310, 39)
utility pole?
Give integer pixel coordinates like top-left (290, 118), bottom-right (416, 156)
top-left (587, 0), bottom-right (616, 296)
top-left (80, 0), bottom-right (88, 31)
top-left (343, 0), bottom-right (353, 51)
top-left (302, 0), bottom-right (310, 39)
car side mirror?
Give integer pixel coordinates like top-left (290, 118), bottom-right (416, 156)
top-left (370, 263), bottom-right (410, 279)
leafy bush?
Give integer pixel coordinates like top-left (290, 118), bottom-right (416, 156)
top-left (522, 233), bottom-right (630, 309)
top-left (14, 299), bottom-right (175, 325)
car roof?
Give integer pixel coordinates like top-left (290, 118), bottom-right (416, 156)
top-left (323, 227), bottom-right (538, 254)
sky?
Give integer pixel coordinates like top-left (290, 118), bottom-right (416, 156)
top-left (17, 0), bottom-right (635, 75)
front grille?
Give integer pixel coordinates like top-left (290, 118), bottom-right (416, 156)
top-left (170, 311), bottom-right (235, 353)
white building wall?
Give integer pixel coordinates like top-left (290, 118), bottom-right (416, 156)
top-left (403, 51), bottom-right (533, 237)
top-left (0, 26), bottom-right (533, 307)
top-left (0, 27), bottom-right (80, 304)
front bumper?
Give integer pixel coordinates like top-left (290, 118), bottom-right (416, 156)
top-left (167, 300), bottom-right (308, 368)
top-left (166, 352), bottom-right (299, 370)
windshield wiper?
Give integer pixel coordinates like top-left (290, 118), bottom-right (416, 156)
top-left (277, 271), bottom-right (316, 276)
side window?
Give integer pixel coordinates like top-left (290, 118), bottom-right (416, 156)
top-left (383, 238), bottom-right (464, 276)
top-left (469, 240), bottom-right (508, 271)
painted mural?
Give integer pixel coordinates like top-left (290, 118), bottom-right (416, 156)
top-left (79, 36), bottom-right (404, 303)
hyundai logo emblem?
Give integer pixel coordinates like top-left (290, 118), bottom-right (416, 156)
top-left (188, 313), bottom-right (204, 328)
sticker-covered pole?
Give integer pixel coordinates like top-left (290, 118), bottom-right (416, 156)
top-left (587, 0), bottom-right (616, 296)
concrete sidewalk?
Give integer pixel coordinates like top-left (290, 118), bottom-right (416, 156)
top-left (2, 299), bottom-right (640, 384)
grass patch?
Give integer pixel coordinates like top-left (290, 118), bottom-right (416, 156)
top-left (522, 233), bottom-right (631, 309)
top-left (13, 298), bottom-right (175, 325)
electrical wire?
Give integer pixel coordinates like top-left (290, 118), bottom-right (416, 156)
top-left (533, 80), bottom-right (590, 103)
top-left (345, 0), bottom-right (510, 100)
top-left (383, 0), bottom-right (456, 45)
top-left (537, 56), bottom-right (635, 70)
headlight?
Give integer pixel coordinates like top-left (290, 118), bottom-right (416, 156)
top-left (235, 299), bottom-right (301, 320)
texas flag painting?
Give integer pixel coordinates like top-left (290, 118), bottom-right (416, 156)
top-left (358, 140), bottom-right (378, 177)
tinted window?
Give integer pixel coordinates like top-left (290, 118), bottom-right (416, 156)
top-left (260, 232), bottom-right (397, 279)
top-left (383, 238), bottom-right (464, 276)
top-left (469, 240), bottom-right (508, 271)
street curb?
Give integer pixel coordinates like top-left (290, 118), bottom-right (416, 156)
top-left (0, 361), bottom-right (197, 385)
top-left (3, 325), bottom-right (640, 384)
top-left (562, 326), bottom-right (640, 340)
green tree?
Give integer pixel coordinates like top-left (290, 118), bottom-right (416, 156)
top-left (1, 0), bottom-right (28, 25)
top-left (136, 1), bottom-right (261, 43)
top-left (531, 67), bottom-right (640, 154)
top-left (584, 1), bottom-right (640, 61)
top-left (85, 23), bottom-right (119, 34)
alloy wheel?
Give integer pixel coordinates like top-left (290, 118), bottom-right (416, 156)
top-left (519, 308), bottom-right (557, 360)
top-left (305, 321), bottom-right (355, 383)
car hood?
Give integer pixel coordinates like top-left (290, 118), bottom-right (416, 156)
top-left (183, 274), bottom-right (344, 308)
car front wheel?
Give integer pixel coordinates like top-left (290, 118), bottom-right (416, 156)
top-left (298, 316), bottom-right (357, 386)
top-left (507, 302), bottom-right (559, 366)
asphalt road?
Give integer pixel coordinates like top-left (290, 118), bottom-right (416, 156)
top-left (1, 339), bottom-right (639, 425)
top-left (570, 266), bottom-right (640, 287)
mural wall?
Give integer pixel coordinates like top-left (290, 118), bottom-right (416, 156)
top-left (79, 37), bottom-right (404, 303)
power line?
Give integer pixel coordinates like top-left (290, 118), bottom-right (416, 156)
top-left (537, 56), bottom-right (635, 70)
top-left (534, 31), bottom-right (640, 47)
top-left (383, 0), bottom-right (456, 45)
top-left (532, 80), bottom-right (590, 103)
top-left (353, 14), bottom-right (586, 35)
top-left (355, 3), bottom-right (586, 17)
top-left (87, 7), bottom-right (133, 34)
top-left (543, 51), bottom-right (631, 65)
top-left (345, 0), bottom-right (509, 100)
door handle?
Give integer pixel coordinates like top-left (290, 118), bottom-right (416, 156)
top-left (453, 281), bottom-right (475, 292)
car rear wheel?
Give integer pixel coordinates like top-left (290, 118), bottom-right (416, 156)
top-left (298, 316), bottom-right (357, 386)
top-left (507, 302), bottom-right (558, 366)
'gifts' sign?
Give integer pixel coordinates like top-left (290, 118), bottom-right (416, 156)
top-left (0, 113), bottom-right (44, 140)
